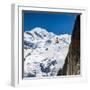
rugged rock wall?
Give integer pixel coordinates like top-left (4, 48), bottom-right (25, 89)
top-left (57, 15), bottom-right (80, 75)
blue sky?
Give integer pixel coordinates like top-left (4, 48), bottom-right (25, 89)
top-left (23, 11), bottom-right (77, 35)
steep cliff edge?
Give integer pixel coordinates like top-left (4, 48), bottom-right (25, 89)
top-left (57, 15), bottom-right (80, 75)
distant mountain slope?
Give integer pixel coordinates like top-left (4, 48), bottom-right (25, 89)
top-left (24, 27), bottom-right (71, 77)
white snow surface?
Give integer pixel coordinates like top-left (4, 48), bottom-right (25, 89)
top-left (24, 27), bottom-right (71, 77)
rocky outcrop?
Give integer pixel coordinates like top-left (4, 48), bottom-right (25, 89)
top-left (57, 15), bottom-right (80, 75)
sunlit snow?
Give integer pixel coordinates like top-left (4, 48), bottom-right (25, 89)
top-left (24, 27), bottom-right (71, 77)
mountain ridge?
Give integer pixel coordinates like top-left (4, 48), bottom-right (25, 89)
top-left (24, 27), bottom-right (71, 77)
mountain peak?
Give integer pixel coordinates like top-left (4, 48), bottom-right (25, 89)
top-left (24, 27), bottom-right (71, 77)
top-left (25, 27), bottom-right (48, 34)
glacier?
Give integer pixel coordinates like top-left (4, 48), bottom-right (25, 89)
top-left (24, 27), bottom-right (71, 78)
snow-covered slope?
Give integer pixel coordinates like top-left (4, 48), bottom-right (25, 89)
top-left (24, 27), bottom-right (71, 77)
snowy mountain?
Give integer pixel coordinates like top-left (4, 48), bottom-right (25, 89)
top-left (24, 27), bottom-right (71, 77)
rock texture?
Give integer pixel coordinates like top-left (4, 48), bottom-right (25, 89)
top-left (57, 15), bottom-right (80, 75)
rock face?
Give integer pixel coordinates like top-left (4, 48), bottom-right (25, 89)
top-left (57, 15), bottom-right (80, 75)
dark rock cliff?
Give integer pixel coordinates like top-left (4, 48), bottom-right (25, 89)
top-left (57, 15), bottom-right (80, 75)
